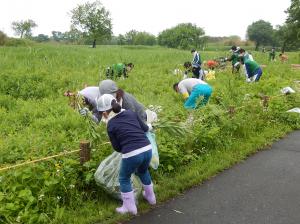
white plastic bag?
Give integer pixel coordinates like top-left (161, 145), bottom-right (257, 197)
top-left (287, 108), bottom-right (300, 113)
top-left (281, 87), bottom-right (296, 94)
top-left (146, 109), bottom-right (158, 123)
top-left (94, 151), bottom-right (142, 200)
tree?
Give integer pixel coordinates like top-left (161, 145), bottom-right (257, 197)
top-left (70, 0), bottom-right (112, 47)
top-left (246, 20), bottom-right (274, 50)
top-left (122, 30), bottom-right (156, 45)
top-left (133, 32), bottom-right (156, 45)
top-left (11, 19), bottom-right (37, 38)
top-left (51, 31), bottom-right (64, 42)
top-left (278, 0), bottom-right (300, 51)
top-left (32, 34), bottom-right (50, 42)
top-left (63, 28), bottom-right (83, 43)
top-left (117, 34), bottom-right (126, 45)
top-left (124, 30), bottom-right (138, 45)
top-left (158, 23), bottom-right (205, 49)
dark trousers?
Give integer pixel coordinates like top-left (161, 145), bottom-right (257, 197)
top-left (192, 66), bottom-right (201, 79)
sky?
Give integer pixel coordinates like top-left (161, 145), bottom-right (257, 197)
top-left (0, 0), bottom-right (291, 40)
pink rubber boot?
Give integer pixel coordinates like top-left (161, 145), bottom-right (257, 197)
top-left (116, 191), bottom-right (137, 215)
top-left (143, 183), bottom-right (156, 205)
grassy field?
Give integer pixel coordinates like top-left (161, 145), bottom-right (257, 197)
top-left (0, 44), bottom-right (300, 223)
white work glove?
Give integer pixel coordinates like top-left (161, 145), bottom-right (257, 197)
top-left (147, 123), bottom-right (153, 131)
top-left (79, 107), bottom-right (89, 116)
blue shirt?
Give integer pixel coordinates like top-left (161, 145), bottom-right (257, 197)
top-left (107, 110), bottom-right (150, 154)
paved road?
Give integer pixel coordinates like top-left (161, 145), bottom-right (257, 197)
top-left (125, 131), bottom-right (300, 224)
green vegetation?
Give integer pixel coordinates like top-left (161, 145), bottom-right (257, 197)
top-left (0, 44), bottom-right (300, 223)
top-left (11, 19), bottom-right (37, 39)
top-left (70, 0), bottom-right (112, 47)
top-left (246, 20), bottom-right (275, 50)
top-left (158, 23), bottom-right (205, 49)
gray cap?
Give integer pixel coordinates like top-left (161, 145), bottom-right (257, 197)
top-left (99, 79), bottom-right (118, 95)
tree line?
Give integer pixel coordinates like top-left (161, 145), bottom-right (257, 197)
top-left (1, 0), bottom-right (299, 51)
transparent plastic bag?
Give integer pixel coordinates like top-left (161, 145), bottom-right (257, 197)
top-left (94, 151), bottom-right (142, 200)
top-left (146, 131), bottom-right (159, 170)
top-left (145, 109), bottom-right (160, 170)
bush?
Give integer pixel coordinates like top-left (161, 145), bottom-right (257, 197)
top-left (0, 31), bottom-right (7, 46)
top-left (4, 38), bottom-right (34, 47)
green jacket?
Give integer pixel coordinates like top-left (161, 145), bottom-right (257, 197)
top-left (245, 59), bottom-right (260, 76)
top-left (111, 63), bottom-right (126, 76)
top-left (228, 53), bottom-right (239, 65)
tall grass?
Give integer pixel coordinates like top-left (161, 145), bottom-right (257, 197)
top-left (0, 44), bottom-right (299, 223)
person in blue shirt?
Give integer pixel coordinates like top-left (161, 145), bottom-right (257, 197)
top-left (97, 94), bottom-right (156, 215)
top-left (191, 49), bottom-right (202, 79)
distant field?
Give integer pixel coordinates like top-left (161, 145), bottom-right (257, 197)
top-left (0, 44), bottom-right (300, 223)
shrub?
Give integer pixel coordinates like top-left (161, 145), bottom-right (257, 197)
top-left (0, 31), bottom-right (7, 46)
top-left (4, 38), bottom-right (34, 47)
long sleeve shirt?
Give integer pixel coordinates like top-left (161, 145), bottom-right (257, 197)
top-left (244, 60), bottom-right (261, 77)
top-left (107, 110), bottom-right (150, 154)
top-left (78, 87), bottom-right (101, 123)
top-left (122, 92), bottom-right (147, 123)
top-left (192, 51), bottom-right (201, 68)
top-left (178, 78), bottom-right (208, 99)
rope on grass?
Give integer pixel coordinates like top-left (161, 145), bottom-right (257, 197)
top-left (0, 142), bottom-right (110, 172)
top-left (1, 91), bottom-right (299, 172)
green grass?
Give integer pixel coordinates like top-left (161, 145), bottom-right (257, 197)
top-left (0, 44), bottom-right (300, 223)
top-left (59, 124), bottom-right (293, 224)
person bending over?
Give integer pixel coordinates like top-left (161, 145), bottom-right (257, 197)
top-left (96, 94), bottom-right (156, 215)
top-left (173, 78), bottom-right (212, 109)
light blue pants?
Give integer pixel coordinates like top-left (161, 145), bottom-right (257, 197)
top-left (184, 84), bottom-right (212, 109)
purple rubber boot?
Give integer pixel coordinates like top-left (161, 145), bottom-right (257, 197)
top-left (116, 191), bottom-right (137, 215)
top-left (143, 183), bottom-right (156, 205)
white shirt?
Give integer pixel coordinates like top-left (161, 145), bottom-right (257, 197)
top-left (178, 78), bottom-right (207, 95)
top-left (78, 86), bottom-right (100, 108)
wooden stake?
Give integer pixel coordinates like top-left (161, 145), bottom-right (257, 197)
top-left (228, 106), bottom-right (235, 117)
top-left (80, 141), bottom-right (91, 165)
top-left (262, 95), bottom-right (270, 110)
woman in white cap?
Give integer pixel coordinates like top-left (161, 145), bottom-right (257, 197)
top-left (97, 94), bottom-right (156, 215)
top-left (99, 79), bottom-right (147, 122)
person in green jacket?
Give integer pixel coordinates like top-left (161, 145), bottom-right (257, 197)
top-left (226, 46), bottom-right (240, 73)
top-left (106, 63), bottom-right (134, 79)
top-left (240, 58), bottom-right (263, 82)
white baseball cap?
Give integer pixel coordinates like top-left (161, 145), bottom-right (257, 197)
top-left (96, 94), bottom-right (116, 112)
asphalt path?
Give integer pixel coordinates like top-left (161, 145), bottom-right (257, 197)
top-left (125, 130), bottom-right (300, 224)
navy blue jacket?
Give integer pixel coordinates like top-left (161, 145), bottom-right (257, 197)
top-left (107, 110), bottom-right (150, 154)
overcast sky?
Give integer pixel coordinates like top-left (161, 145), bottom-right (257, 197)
top-left (0, 0), bottom-right (291, 39)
